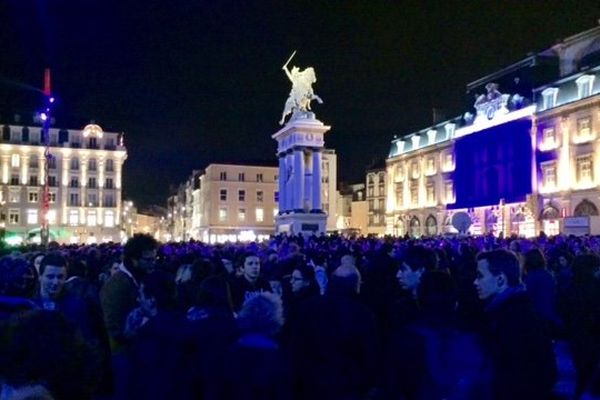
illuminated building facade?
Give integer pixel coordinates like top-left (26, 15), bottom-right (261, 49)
top-left (0, 123), bottom-right (126, 244)
top-left (386, 24), bottom-right (600, 237)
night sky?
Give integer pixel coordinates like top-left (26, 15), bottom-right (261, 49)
top-left (0, 1), bottom-right (598, 207)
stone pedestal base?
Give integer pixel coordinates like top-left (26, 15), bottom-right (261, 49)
top-left (275, 211), bottom-right (327, 236)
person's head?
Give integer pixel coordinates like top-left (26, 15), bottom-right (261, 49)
top-left (139, 270), bottom-right (175, 314)
top-left (474, 249), bottom-right (521, 300)
top-left (417, 270), bottom-right (457, 315)
top-left (523, 248), bottom-right (546, 273)
top-left (340, 254), bottom-right (356, 268)
top-left (195, 276), bottom-right (233, 311)
top-left (329, 264), bottom-right (361, 296)
top-left (39, 253), bottom-right (68, 300)
top-left (0, 257), bottom-right (37, 298)
top-left (571, 253), bottom-right (600, 282)
top-left (290, 262), bottom-right (317, 294)
top-left (237, 292), bottom-right (284, 337)
top-left (239, 252), bottom-right (260, 283)
top-left (124, 234), bottom-right (158, 275)
top-left (396, 245), bottom-right (437, 293)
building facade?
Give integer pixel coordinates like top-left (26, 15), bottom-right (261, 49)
top-left (0, 123), bottom-right (126, 244)
top-left (386, 23), bottom-right (600, 237)
top-left (366, 165), bottom-right (387, 236)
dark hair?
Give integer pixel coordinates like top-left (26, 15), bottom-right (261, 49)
top-left (141, 270), bottom-right (175, 310)
top-left (476, 249), bottom-right (521, 287)
top-left (404, 245), bottom-right (438, 272)
top-left (571, 254), bottom-right (600, 283)
top-left (236, 251), bottom-right (258, 269)
top-left (0, 257), bottom-right (37, 298)
top-left (39, 252), bottom-right (68, 276)
top-left (195, 276), bottom-right (233, 310)
top-left (124, 234), bottom-right (158, 263)
top-left (417, 270), bottom-right (457, 314)
top-left (523, 248), bottom-right (546, 272)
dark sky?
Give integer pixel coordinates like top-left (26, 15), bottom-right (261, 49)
top-left (0, 1), bottom-right (598, 207)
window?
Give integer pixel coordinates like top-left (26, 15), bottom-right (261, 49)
top-left (88, 158), bottom-right (97, 171)
top-left (104, 211), bottom-right (115, 227)
top-left (69, 192), bottom-right (79, 207)
top-left (396, 164), bottom-right (405, 182)
top-left (10, 175), bottom-right (19, 186)
top-left (444, 181), bottom-right (454, 203)
top-left (26, 209), bottom-right (38, 225)
top-left (274, 191), bottom-right (279, 202)
top-left (69, 210), bottom-right (79, 226)
top-left (70, 177), bottom-right (79, 188)
top-left (442, 153), bottom-right (454, 172)
top-left (70, 157), bottom-right (79, 170)
top-left (29, 157), bottom-right (38, 169)
top-left (368, 199), bottom-right (374, 211)
top-left (411, 162), bottom-right (420, 179)
top-left (28, 175), bottom-right (38, 186)
top-left (8, 209), bottom-right (19, 225)
top-left (256, 190), bottom-right (264, 202)
top-left (426, 157), bottom-right (435, 175)
top-left (48, 175), bottom-right (57, 187)
top-left (87, 211), bottom-right (97, 227)
top-left (378, 181), bottom-right (384, 196)
top-left (410, 185), bottom-right (418, 205)
top-left (256, 173), bottom-right (263, 182)
top-left (219, 189), bottom-right (227, 201)
top-left (238, 190), bottom-right (245, 202)
top-left (103, 194), bottom-right (115, 207)
top-left (541, 127), bottom-right (557, 150)
top-left (87, 193), bottom-right (98, 207)
top-left (255, 208), bottom-right (264, 222)
top-left (8, 190), bottom-right (19, 203)
top-left (49, 192), bottom-right (56, 203)
top-left (106, 159), bottom-right (114, 172)
top-left (88, 177), bottom-right (97, 188)
top-left (368, 186), bottom-right (374, 197)
top-left (88, 137), bottom-right (97, 149)
top-left (105, 178), bottom-right (114, 189)
top-left (28, 191), bottom-right (38, 203)
top-left (238, 173), bottom-right (245, 181)
top-left (577, 155), bottom-right (593, 183)
top-left (396, 186), bottom-right (403, 207)
top-left (426, 182), bottom-right (435, 204)
top-left (219, 172), bottom-right (227, 181)
top-left (542, 87), bottom-right (559, 109)
top-left (58, 129), bottom-right (69, 144)
top-left (11, 154), bottom-right (19, 168)
top-left (47, 157), bottom-right (56, 169)
top-left (576, 75), bottom-right (595, 99)
top-left (378, 198), bottom-right (385, 211)
top-left (577, 117), bottom-right (592, 141)
top-left (218, 207), bottom-right (227, 222)
top-left (238, 208), bottom-right (246, 222)
top-left (273, 208), bottom-right (279, 217)
top-left (542, 162), bottom-right (557, 188)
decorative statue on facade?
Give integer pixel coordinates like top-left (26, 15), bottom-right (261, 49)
top-left (279, 51), bottom-right (323, 125)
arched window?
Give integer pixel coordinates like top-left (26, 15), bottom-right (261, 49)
top-left (409, 216), bottom-right (420, 238)
top-left (540, 205), bottom-right (560, 220)
top-left (574, 199), bottom-right (599, 217)
top-left (396, 217), bottom-right (405, 236)
top-left (70, 157), bottom-right (79, 170)
top-left (425, 215), bottom-right (437, 236)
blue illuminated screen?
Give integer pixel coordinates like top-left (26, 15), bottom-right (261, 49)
top-left (450, 118), bottom-right (533, 209)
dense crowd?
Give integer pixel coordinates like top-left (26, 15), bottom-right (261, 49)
top-left (0, 232), bottom-right (600, 399)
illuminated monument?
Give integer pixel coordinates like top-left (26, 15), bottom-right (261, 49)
top-left (273, 52), bottom-right (330, 235)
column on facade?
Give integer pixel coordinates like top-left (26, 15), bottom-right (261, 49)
top-left (304, 151), bottom-right (312, 212)
top-left (311, 149), bottom-right (322, 211)
top-left (98, 157), bottom-right (105, 224)
top-left (294, 148), bottom-right (305, 210)
top-left (285, 151), bottom-right (294, 212)
top-left (62, 156), bottom-right (70, 224)
top-left (20, 154), bottom-right (29, 185)
top-left (278, 154), bottom-right (286, 212)
top-left (559, 117), bottom-right (571, 191)
top-left (115, 159), bottom-right (123, 225)
top-left (1, 154), bottom-right (9, 184)
top-left (80, 156), bottom-right (88, 222)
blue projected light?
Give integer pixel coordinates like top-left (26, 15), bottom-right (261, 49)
top-left (450, 118), bottom-right (533, 209)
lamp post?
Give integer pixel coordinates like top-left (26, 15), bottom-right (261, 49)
top-left (40, 69), bottom-right (54, 247)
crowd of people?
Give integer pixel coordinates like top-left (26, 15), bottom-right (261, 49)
top-left (0, 232), bottom-right (599, 399)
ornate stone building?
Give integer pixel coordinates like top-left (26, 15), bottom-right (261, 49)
top-left (386, 23), bottom-right (600, 237)
top-left (0, 122), bottom-right (126, 244)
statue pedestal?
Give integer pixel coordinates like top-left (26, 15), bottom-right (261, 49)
top-left (272, 115), bottom-right (331, 235)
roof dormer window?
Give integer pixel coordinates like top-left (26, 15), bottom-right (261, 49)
top-left (576, 75), bottom-right (595, 99)
top-left (541, 87), bottom-right (559, 110)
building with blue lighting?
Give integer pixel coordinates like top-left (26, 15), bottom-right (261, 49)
top-left (386, 23), bottom-right (600, 237)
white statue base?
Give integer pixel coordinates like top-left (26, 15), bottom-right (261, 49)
top-left (273, 116), bottom-right (331, 236)
top-left (275, 210), bottom-right (327, 236)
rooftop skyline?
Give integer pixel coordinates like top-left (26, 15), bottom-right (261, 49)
top-left (0, 2), bottom-right (598, 207)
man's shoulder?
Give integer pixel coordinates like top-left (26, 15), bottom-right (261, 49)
top-left (101, 271), bottom-right (136, 294)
